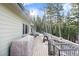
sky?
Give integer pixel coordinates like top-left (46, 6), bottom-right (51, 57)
top-left (23, 3), bottom-right (72, 17)
top-left (63, 3), bottom-right (72, 16)
top-left (23, 3), bottom-right (47, 17)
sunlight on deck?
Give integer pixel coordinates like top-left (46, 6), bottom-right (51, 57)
top-left (33, 36), bottom-right (48, 56)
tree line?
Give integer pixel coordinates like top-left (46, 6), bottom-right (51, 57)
top-left (33, 3), bottom-right (79, 43)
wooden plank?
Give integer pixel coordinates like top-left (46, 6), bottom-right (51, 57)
top-left (33, 36), bottom-right (48, 56)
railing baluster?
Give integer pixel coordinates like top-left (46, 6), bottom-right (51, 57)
top-left (53, 45), bottom-right (55, 56)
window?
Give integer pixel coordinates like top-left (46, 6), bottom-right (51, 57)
top-left (23, 24), bottom-right (24, 34)
top-left (25, 25), bottom-right (27, 34)
top-left (23, 24), bottom-right (27, 34)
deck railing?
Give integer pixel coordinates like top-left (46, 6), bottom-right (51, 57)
top-left (44, 33), bottom-right (79, 56)
top-left (52, 43), bottom-right (79, 56)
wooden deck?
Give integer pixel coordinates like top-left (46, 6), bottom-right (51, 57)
top-left (33, 36), bottom-right (48, 56)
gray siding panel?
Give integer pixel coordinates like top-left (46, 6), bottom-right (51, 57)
top-left (0, 5), bottom-right (25, 56)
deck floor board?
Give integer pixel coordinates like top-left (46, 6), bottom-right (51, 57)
top-left (33, 36), bottom-right (48, 56)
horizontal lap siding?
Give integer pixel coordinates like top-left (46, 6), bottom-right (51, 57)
top-left (0, 5), bottom-right (24, 56)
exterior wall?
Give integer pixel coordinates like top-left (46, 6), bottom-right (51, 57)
top-left (0, 4), bottom-right (31, 56)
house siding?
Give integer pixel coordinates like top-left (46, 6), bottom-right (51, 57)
top-left (0, 4), bottom-right (30, 56)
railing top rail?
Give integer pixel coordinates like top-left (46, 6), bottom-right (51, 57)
top-left (52, 43), bottom-right (71, 45)
top-left (60, 48), bottom-right (79, 51)
top-left (53, 44), bottom-right (61, 50)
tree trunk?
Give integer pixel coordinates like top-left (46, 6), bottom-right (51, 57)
top-left (58, 23), bottom-right (62, 38)
top-left (68, 33), bottom-right (70, 40)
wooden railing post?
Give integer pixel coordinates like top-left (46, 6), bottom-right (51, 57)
top-left (53, 45), bottom-right (55, 56)
top-left (58, 50), bottom-right (60, 56)
top-left (48, 40), bottom-right (51, 55)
